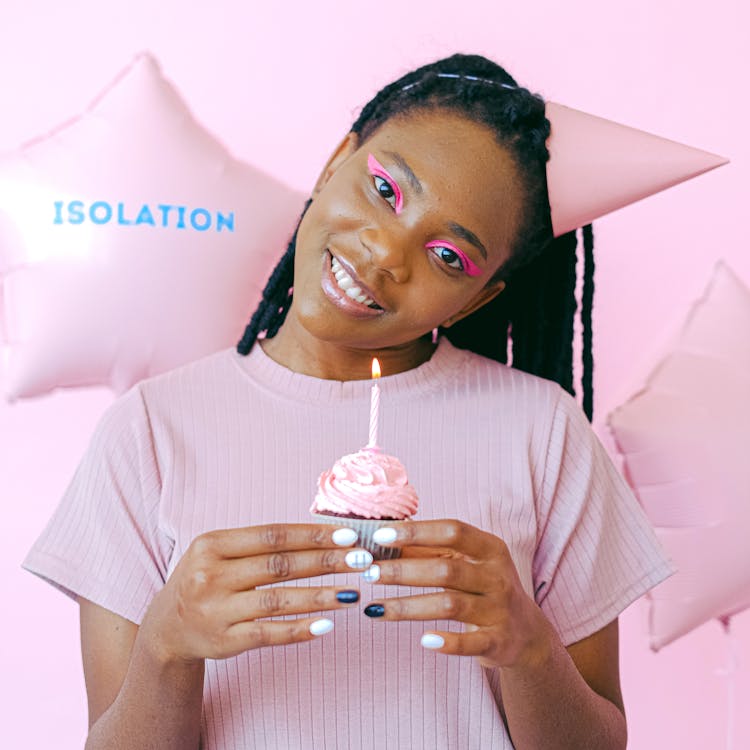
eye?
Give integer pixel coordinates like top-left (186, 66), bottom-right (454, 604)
top-left (367, 153), bottom-right (403, 213)
top-left (373, 174), bottom-right (397, 209)
top-left (430, 245), bottom-right (465, 271)
top-left (424, 240), bottom-right (483, 277)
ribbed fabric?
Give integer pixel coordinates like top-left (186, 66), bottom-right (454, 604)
top-left (24, 338), bottom-right (674, 749)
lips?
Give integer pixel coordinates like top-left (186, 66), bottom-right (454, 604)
top-left (330, 255), bottom-right (382, 308)
top-left (320, 250), bottom-right (386, 317)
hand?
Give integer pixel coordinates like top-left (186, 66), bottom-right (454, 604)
top-left (140, 524), bottom-right (371, 664)
top-left (361, 519), bottom-right (555, 670)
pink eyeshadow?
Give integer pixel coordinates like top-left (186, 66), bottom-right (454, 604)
top-left (367, 153), bottom-right (404, 214)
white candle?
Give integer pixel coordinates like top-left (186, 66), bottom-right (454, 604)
top-left (368, 358), bottom-right (381, 448)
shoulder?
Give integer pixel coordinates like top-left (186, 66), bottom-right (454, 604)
top-left (444, 341), bottom-right (564, 413)
top-left (92, 347), bottom-right (241, 447)
top-left (136, 346), bottom-right (239, 400)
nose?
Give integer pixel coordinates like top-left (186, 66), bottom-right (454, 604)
top-left (359, 226), bottom-right (411, 283)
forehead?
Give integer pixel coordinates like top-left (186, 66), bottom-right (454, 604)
top-left (359, 110), bottom-right (524, 261)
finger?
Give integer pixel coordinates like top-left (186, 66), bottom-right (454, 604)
top-left (223, 586), bottom-right (360, 623)
top-left (362, 591), bottom-right (494, 625)
top-left (419, 628), bottom-right (494, 657)
top-left (193, 523), bottom-right (360, 560)
top-left (221, 616), bottom-right (336, 655)
top-left (221, 547), bottom-right (374, 588)
top-left (372, 520), bottom-right (503, 561)
top-left (399, 545), bottom-right (455, 559)
top-left (366, 556), bottom-right (493, 594)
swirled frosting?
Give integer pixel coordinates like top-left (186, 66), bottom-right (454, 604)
top-left (311, 447), bottom-right (418, 520)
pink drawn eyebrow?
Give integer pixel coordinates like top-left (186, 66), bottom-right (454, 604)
top-left (425, 240), bottom-right (483, 277)
top-left (367, 153), bottom-right (404, 214)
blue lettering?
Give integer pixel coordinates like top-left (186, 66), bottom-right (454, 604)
top-left (216, 211), bottom-right (234, 232)
top-left (135, 205), bottom-right (156, 226)
top-left (117, 202), bottom-right (132, 225)
top-left (157, 204), bottom-right (174, 227)
top-left (68, 200), bottom-right (85, 225)
top-left (190, 208), bottom-right (211, 231)
top-left (49, 200), bottom-right (234, 232)
top-left (90, 201), bottom-right (112, 225)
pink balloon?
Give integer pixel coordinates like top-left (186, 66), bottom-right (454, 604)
top-left (0, 52), bottom-right (304, 401)
top-left (606, 261), bottom-right (750, 650)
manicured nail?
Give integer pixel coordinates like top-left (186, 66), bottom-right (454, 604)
top-left (364, 603), bottom-right (385, 618)
top-left (345, 549), bottom-right (374, 569)
top-left (336, 590), bottom-right (359, 604)
top-left (332, 528), bottom-right (358, 546)
top-left (361, 564), bottom-right (380, 583)
top-left (309, 618), bottom-right (334, 636)
top-left (372, 527), bottom-right (398, 544)
top-left (421, 633), bottom-right (445, 649)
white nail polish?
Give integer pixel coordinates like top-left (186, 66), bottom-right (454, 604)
top-left (309, 618), bottom-right (334, 636)
top-left (345, 549), bottom-right (374, 569)
top-left (332, 528), bottom-right (358, 546)
top-left (372, 527), bottom-right (398, 544)
top-left (361, 564), bottom-right (380, 583)
top-left (421, 633), bottom-right (445, 650)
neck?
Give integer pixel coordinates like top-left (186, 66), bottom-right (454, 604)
top-left (259, 314), bottom-right (437, 381)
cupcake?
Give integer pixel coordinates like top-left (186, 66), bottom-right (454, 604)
top-left (310, 445), bottom-right (418, 559)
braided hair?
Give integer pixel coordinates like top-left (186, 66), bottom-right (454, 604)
top-left (237, 54), bottom-right (596, 421)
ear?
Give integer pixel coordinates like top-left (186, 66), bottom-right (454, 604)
top-left (440, 280), bottom-right (506, 328)
top-left (311, 131), bottom-right (360, 197)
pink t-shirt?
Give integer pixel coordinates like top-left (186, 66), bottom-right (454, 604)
top-left (24, 338), bottom-right (674, 749)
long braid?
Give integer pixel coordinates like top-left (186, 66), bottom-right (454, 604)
top-left (581, 224), bottom-right (595, 421)
top-left (236, 200), bottom-right (310, 355)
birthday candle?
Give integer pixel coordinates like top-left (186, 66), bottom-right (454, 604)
top-left (368, 358), bottom-right (381, 448)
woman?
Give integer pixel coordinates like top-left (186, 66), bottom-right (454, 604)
top-left (25, 53), bottom-right (672, 749)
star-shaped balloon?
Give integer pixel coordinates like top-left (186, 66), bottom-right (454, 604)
top-left (606, 261), bottom-right (750, 650)
top-left (0, 52), bottom-right (304, 400)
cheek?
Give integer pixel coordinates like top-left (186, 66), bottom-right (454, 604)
top-left (408, 286), bottom-right (468, 328)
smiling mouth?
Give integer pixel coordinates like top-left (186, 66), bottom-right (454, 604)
top-left (330, 253), bottom-right (383, 310)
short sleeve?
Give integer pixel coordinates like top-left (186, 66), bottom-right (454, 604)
top-left (532, 388), bottom-right (675, 646)
top-left (22, 386), bottom-right (173, 625)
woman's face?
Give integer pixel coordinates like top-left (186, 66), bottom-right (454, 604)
top-left (284, 109), bottom-right (525, 368)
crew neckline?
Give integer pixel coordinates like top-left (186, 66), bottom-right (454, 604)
top-left (228, 337), bottom-right (471, 404)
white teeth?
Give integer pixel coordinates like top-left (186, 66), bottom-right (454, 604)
top-left (330, 254), bottom-right (378, 308)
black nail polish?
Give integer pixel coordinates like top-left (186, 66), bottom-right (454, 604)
top-left (336, 590), bottom-right (359, 604)
top-left (364, 603), bottom-right (385, 618)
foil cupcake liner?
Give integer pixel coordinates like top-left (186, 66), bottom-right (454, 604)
top-left (310, 512), bottom-right (408, 560)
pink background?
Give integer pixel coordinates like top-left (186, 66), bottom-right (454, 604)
top-left (1, 1), bottom-right (748, 747)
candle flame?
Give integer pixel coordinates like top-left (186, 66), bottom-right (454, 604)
top-left (372, 358), bottom-right (381, 379)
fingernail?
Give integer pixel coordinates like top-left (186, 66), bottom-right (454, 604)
top-left (421, 633), bottom-right (445, 649)
top-left (361, 564), bottom-right (380, 583)
top-left (336, 590), bottom-right (359, 604)
top-left (364, 603), bottom-right (385, 618)
top-left (332, 528), bottom-right (358, 546)
top-left (345, 549), bottom-right (374, 569)
top-left (372, 527), bottom-right (398, 544)
top-left (309, 618), bottom-right (334, 636)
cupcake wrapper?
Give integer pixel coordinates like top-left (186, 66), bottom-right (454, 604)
top-left (311, 513), bottom-right (408, 560)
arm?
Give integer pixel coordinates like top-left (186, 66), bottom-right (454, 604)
top-left (80, 599), bottom-right (205, 750)
top-left (497, 618), bottom-right (626, 749)
top-left (364, 520), bottom-right (627, 750)
top-left (79, 523), bottom-right (365, 750)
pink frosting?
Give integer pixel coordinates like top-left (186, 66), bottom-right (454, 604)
top-left (311, 447), bottom-right (418, 520)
